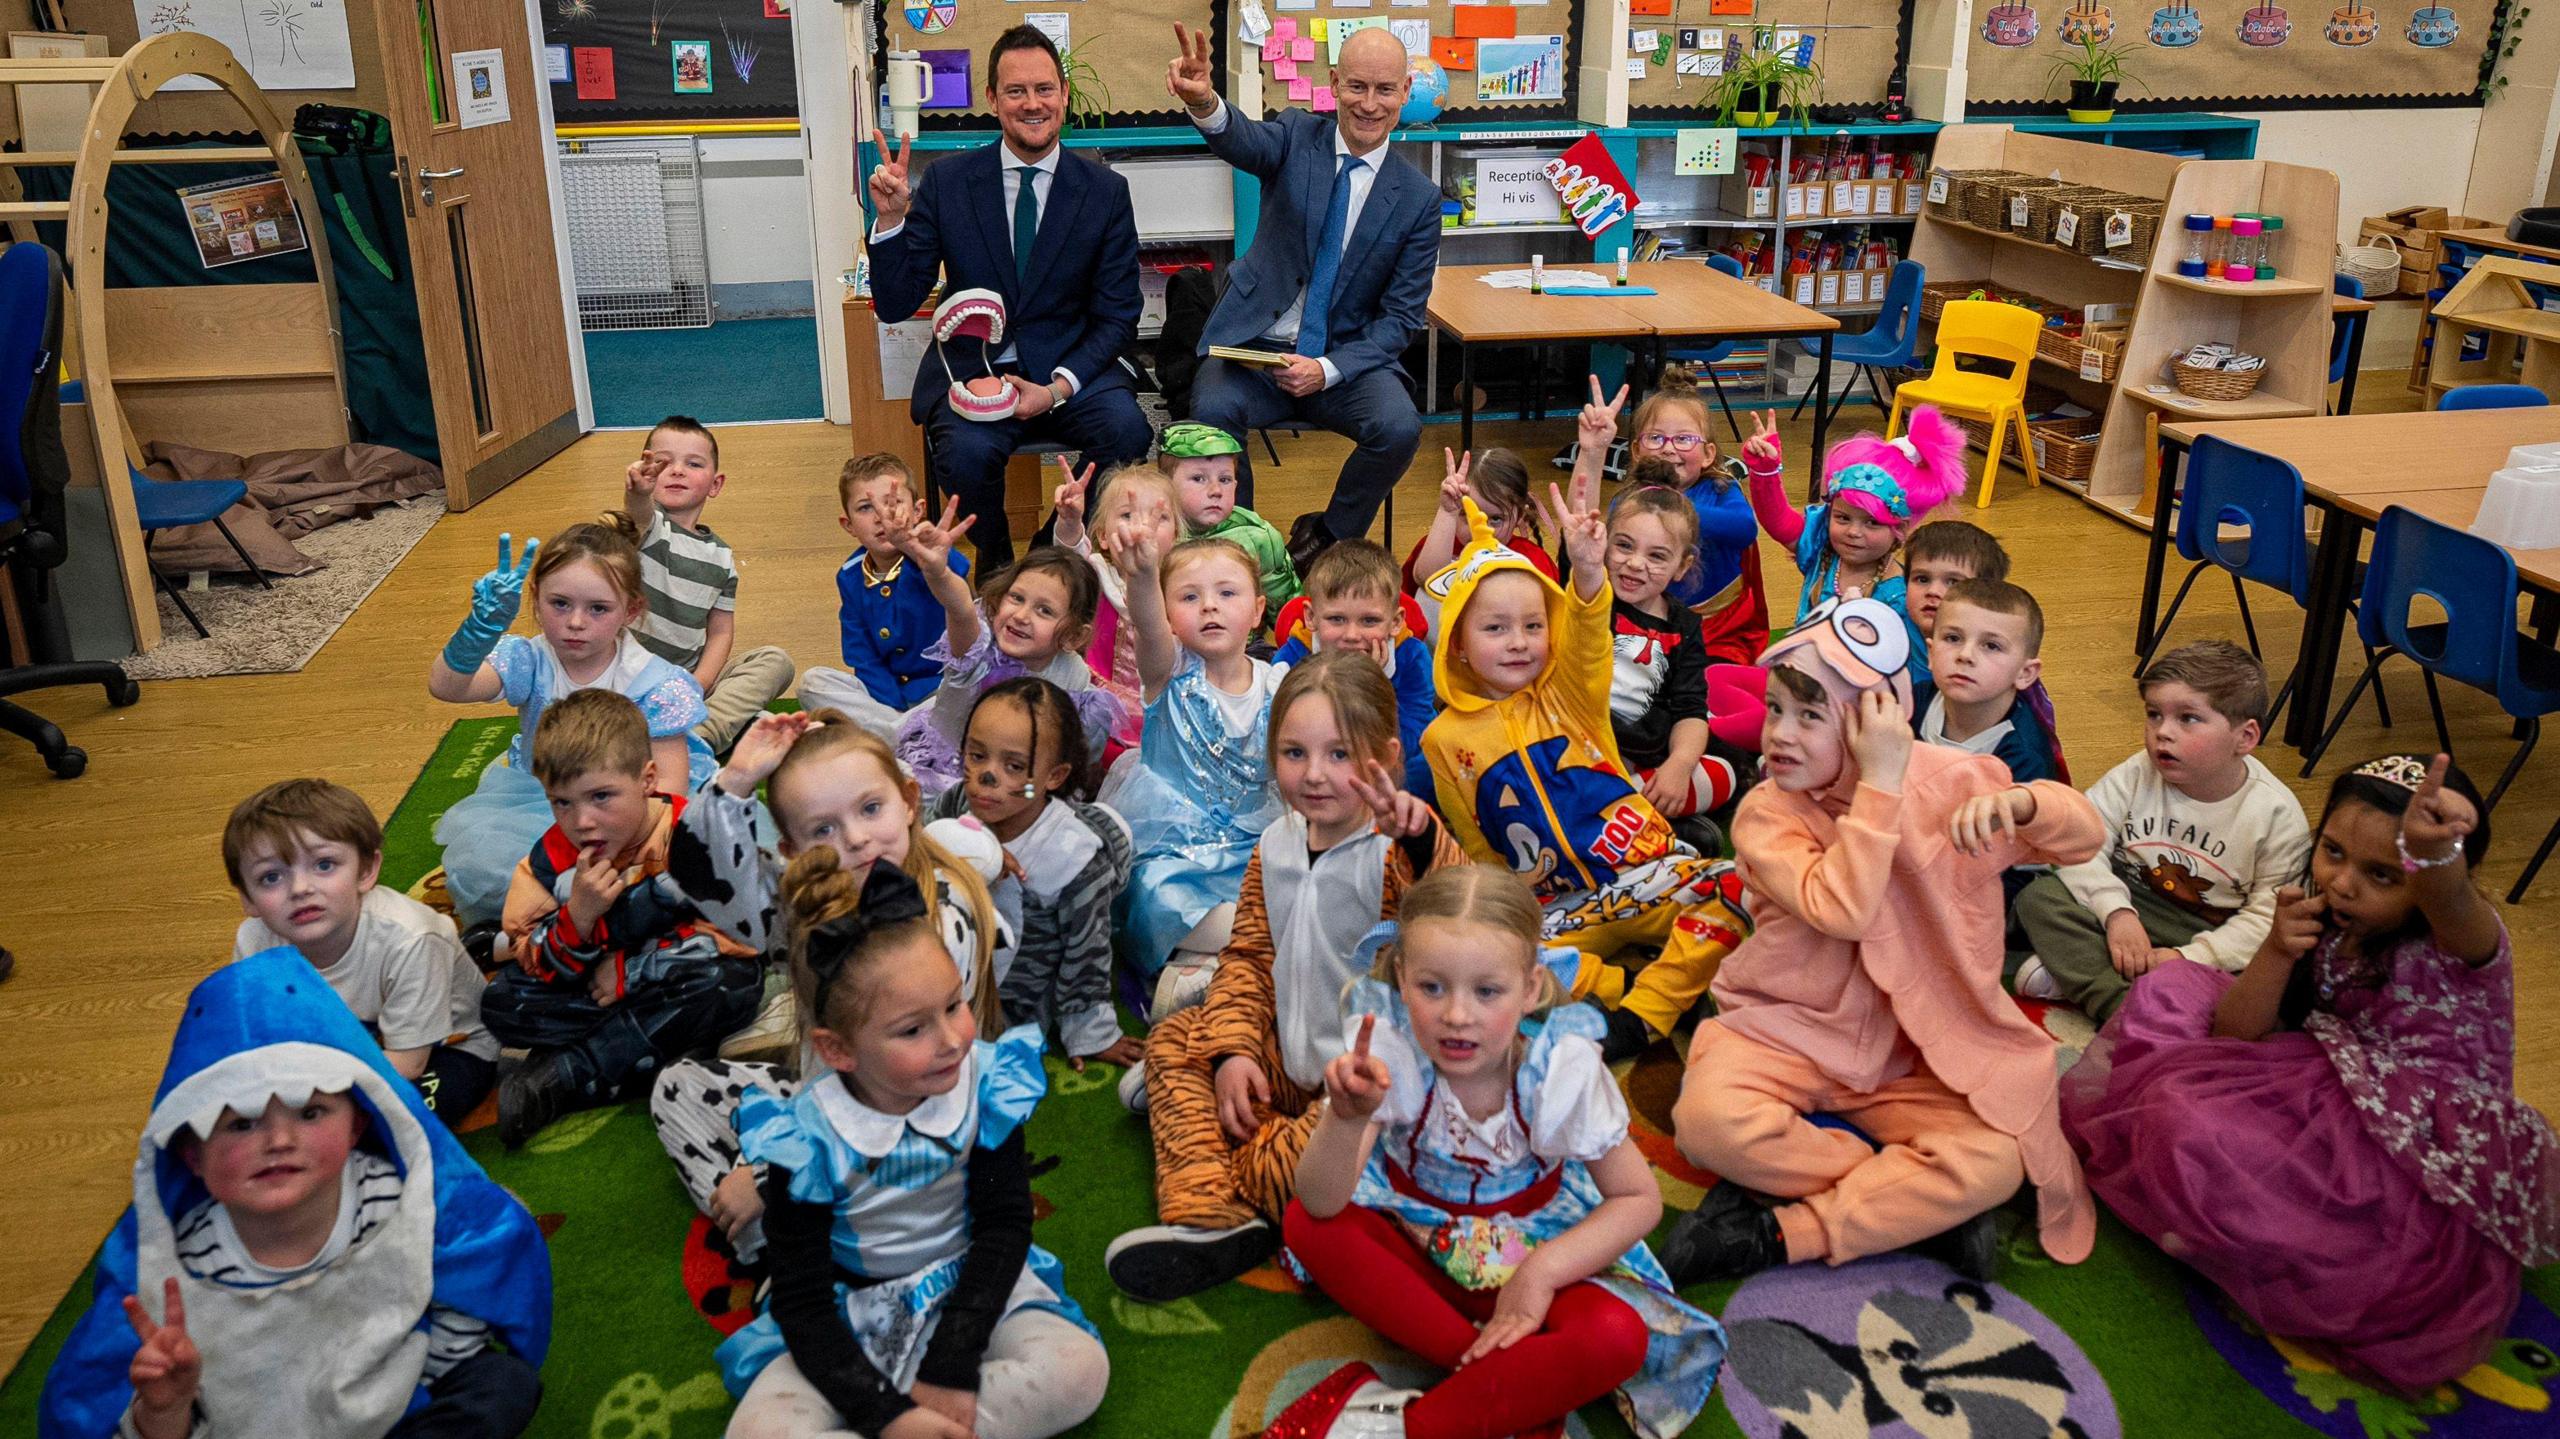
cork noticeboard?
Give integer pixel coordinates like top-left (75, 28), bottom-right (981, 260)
top-left (880, 0), bottom-right (1221, 129)
top-left (1251, 0), bottom-right (1581, 120)
top-left (1627, 0), bottom-right (1904, 115)
top-left (1964, 0), bottom-right (2498, 104)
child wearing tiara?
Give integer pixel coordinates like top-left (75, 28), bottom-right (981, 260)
top-left (1104, 531), bottom-right (1287, 1017)
top-left (2065, 754), bottom-right (2560, 1393)
top-left (1262, 864), bottom-right (1727, 1439)
top-left (1573, 369), bottom-right (1767, 664)
top-left (893, 496), bottom-right (1127, 800)
top-left (710, 858), bottom-right (1109, 1439)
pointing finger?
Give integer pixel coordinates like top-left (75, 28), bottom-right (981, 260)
top-left (1353, 1012), bottom-right (1375, 1060)
top-left (497, 532), bottom-right (511, 571)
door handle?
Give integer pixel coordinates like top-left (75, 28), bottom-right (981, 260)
top-left (419, 165), bottom-right (466, 204)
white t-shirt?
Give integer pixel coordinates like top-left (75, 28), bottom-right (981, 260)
top-left (236, 888), bottom-right (499, 1061)
top-left (1206, 657), bottom-right (1281, 738)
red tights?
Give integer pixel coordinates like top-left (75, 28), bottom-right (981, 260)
top-left (1282, 1200), bottom-right (1648, 1439)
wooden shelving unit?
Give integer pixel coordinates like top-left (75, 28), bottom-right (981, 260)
top-left (2094, 158), bottom-right (2340, 519)
top-left (1910, 125), bottom-right (2187, 523)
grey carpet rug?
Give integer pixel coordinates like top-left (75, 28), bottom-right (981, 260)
top-left (121, 497), bottom-right (448, 681)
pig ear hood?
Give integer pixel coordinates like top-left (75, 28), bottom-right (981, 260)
top-left (1822, 405), bottom-right (1966, 527)
top-left (1757, 595), bottom-right (1915, 715)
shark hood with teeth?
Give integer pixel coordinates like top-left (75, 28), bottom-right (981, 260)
top-left (39, 949), bottom-right (551, 1439)
top-left (934, 287), bottom-right (1015, 423)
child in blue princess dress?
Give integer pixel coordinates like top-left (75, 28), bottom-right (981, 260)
top-left (1102, 529), bottom-right (1286, 1019)
top-left (713, 855), bottom-right (1108, 1439)
top-left (429, 518), bottom-right (712, 931)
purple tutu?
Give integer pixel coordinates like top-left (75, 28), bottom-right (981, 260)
top-left (2062, 957), bottom-right (2532, 1391)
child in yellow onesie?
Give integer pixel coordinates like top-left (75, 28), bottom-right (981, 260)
top-left (1420, 488), bottom-right (1751, 1063)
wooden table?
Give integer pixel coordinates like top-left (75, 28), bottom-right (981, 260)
top-left (2150, 408), bottom-right (2560, 748)
top-left (1427, 260), bottom-right (1841, 459)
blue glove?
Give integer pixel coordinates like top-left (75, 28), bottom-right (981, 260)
top-left (442, 532), bottom-right (540, 674)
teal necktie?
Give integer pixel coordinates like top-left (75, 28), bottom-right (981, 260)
top-left (1013, 165), bottom-right (1039, 287)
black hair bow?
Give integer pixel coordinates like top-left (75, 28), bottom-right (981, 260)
top-left (805, 863), bottom-right (933, 1008)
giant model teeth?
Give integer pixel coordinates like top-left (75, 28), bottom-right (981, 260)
top-left (933, 287), bottom-right (1015, 422)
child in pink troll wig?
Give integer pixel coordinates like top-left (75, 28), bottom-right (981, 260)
top-left (1701, 407), bottom-right (1969, 749)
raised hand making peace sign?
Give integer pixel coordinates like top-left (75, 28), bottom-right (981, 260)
top-left (867, 131), bottom-right (915, 229)
top-left (1577, 375), bottom-right (1630, 457)
top-left (1166, 23), bottom-right (1218, 113)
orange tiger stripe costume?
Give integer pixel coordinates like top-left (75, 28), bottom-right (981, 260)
top-left (1144, 815), bottom-right (1469, 1228)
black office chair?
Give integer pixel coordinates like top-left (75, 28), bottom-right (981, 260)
top-left (1, 243), bottom-right (140, 777)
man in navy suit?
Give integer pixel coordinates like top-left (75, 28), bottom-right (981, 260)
top-left (1168, 23), bottom-right (1442, 571)
top-left (868, 25), bottom-right (1152, 568)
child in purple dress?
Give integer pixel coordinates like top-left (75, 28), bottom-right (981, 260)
top-left (2063, 753), bottom-right (2560, 1393)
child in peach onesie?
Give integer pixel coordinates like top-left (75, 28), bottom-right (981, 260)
top-left (1664, 596), bottom-right (2107, 1282)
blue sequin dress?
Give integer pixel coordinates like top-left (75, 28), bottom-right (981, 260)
top-left (1109, 651), bottom-right (1286, 977)
top-left (714, 1026), bottom-right (1093, 1396)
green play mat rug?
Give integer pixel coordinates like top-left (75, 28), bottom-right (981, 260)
top-left (5, 716), bottom-right (2556, 1438)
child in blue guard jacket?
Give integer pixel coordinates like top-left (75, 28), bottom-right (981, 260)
top-left (798, 452), bottom-right (972, 738)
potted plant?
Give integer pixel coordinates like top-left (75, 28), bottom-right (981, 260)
top-left (2046, 35), bottom-right (2141, 121)
top-left (1062, 40), bottom-right (1110, 127)
top-left (1706, 27), bottom-right (1824, 128)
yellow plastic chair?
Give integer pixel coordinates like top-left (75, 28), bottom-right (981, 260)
top-left (1888, 299), bottom-right (2043, 508)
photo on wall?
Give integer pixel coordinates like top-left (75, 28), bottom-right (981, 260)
top-left (671, 37), bottom-right (713, 92)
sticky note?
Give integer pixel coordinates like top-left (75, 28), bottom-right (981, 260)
top-left (1432, 35), bottom-right (1477, 68)
top-left (1307, 17), bottom-right (1326, 38)
top-left (1313, 85), bottom-right (1336, 111)
top-left (1274, 58), bottom-right (1298, 80)
top-left (1288, 76), bottom-right (1313, 100)
top-left (1630, 0), bottom-right (1672, 14)
top-left (1262, 37), bottom-right (1284, 60)
top-left (1274, 18), bottom-right (1297, 38)
top-left (1452, 5), bottom-right (1516, 38)
top-left (1291, 36), bottom-right (1316, 59)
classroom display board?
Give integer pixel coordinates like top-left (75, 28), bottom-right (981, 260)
top-left (541, 0), bottom-right (799, 123)
top-left (1965, 0), bottom-right (2497, 104)
top-left (1627, 0), bottom-right (1904, 114)
top-left (1249, 0), bottom-right (1581, 119)
top-left (879, 0), bottom-right (1220, 127)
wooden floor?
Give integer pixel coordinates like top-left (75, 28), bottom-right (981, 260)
top-left (4, 393), bottom-right (2554, 1374)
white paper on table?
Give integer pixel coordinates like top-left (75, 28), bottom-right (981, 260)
top-left (1478, 268), bottom-right (1611, 290)
top-left (878, 319), bottom-right (932, 402)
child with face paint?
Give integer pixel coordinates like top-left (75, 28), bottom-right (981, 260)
top-left (930, 676), bottom-right (1142, 1071)
top-left (1663, 597), bottom-right (2107, 1286)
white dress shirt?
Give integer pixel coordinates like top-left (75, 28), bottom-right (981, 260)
top-left (1193, 98), bottom-right (1385, 391)
top-left (871, 141), bottom-right (1082, 395)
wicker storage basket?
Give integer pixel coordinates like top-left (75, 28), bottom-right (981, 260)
top-left (2026, 419), bottom-right (2104, 481)
top-left (2338, 233), bottom-right (2401, 292)
top-left (2173, 360), bottom-right (2266, 401)
top-left (1926, 168), bottom-right (1993, 217)
top-left (1994, 176), bottom-right (2071, 232)
top-left (2053, 192), bottom-right (2163, 258)
top-left (2025, 184), bottom-right (2106, 246)
top-left (1955, 170), bottom-right (2025, 229)
top-left (1919, 279), bottom-right (1978, 322)
top-left (2035, 325), bottom-right (2120, 381)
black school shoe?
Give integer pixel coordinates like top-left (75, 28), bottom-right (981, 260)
top-left (1660, 1180), bottom-right (1786, 1285)
top-left (1601, 1005), bottom-right (1659, 1065)
top-left (496, 1052), bottom-right (578, 1150)
top-left (1908, 1209), bottom-right (2003, 1282)
top-left (1104, 1218), bottom-right (1281, 1303)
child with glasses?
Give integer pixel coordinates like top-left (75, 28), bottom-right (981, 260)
top-left (1572, 367), bottom-right (1767, 664)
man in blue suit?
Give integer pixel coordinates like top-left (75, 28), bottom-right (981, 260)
top-left (868, 25), bottom-right (1152, 568)
top-left (1168, 23), bottom-right (1442, 571)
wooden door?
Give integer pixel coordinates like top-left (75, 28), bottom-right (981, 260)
top-left (371, 0), bottom-right (579, 509)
